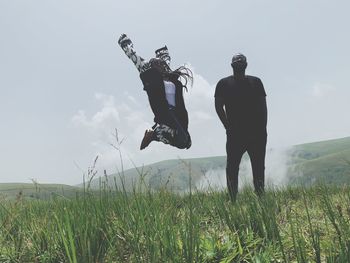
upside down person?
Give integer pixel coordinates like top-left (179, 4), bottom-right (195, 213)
top-left (118, 34), bottom-right (192, 150)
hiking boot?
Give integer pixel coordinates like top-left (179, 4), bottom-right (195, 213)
top-left (140, 129), bottom-right (154, 150)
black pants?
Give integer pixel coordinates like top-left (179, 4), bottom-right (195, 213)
top-left (226, 133), bottom-right (267, 200)
top-left (152, 108), bottom-right (191, 150)
top-left (168, 108), bottom-right (191, 149)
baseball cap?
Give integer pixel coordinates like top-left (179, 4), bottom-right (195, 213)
top-left (231, 53), bottom-right (247, 64)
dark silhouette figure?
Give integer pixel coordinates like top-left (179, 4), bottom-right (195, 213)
top-left (118, 34), bottom-right (192, 150)
top-left (215, 54), bottom-right (267, 200)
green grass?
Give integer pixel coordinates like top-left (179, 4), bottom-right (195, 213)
top-left (0, 183), bottom-right (80, 200)
top-left (1, 183), bottom-right (350, 262)
top-left (2, 136), bottom-right (350, 262)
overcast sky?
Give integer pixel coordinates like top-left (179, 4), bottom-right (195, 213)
top-left (1, 0), bottom-right (349, 185)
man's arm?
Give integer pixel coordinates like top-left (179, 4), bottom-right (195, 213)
top-left (215, 97), bottom-right (228, 129)
top-left (257, 78), bottom-right (268, 128)
top-left (118, 34), bottom-right (150, 73)
top-left (261, 96), bottom-right (268, 127)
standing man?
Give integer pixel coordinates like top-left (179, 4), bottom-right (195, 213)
top-left (215, 54), bottom-right (267, 200)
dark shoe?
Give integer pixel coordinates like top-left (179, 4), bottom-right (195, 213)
top-left (140, 129), bottom-right (154, 150)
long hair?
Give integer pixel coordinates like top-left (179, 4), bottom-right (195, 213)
top-left (170, 66), bottom-right (193, 91)
top-left (150, 58), bottom-right (193, 91)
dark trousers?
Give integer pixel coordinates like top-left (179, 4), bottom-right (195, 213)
top-left (153, 108), bottom-right (191, 149)
top-left (168, 109), bottom-right (191, 149)
top-left (226, 133), bottom-right (267, 200)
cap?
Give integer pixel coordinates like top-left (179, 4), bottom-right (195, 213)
top-left (231, 53), bottom-right (247, 64)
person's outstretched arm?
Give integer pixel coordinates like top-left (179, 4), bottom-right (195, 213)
top-left (118, 34), bottom-right (150, 73)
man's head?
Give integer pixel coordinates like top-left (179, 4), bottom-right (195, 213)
top-left (231, 53), bottom-right (247, 73)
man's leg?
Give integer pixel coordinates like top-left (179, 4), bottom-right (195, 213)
top-left (247, 136), bottom-right (267, 196)
top-left (226, 135), bottom-right (245, 201)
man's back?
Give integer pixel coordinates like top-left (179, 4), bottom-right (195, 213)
top-left (215, 53), bottom-right (268, 200)
top-left (215, 75), bottom-right (267, 137)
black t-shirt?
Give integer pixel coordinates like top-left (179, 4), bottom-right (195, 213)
top-left (215, 75), bottom-right (267, 136)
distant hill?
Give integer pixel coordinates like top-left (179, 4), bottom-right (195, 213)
top-left (85, 136), bottom-right (350, 191)
top-left (288, 136), bottom-right (350, 185)
top-left (84, 156), bottom-right (226, 192)
top-left (0, 183), bottom-right (80, 200)
top-left (3, 137), bottom-right (349, 195)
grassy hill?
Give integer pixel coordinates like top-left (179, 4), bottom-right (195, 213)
top-left (288, 136), bottom-right (350, 185)
top-left (3, 136), bottom-right (348, 195)
top-left (86, 136), bottom-right (350, 191)
top-left (0, 183), bottom-right (80, 200)
top-left (86, 156), bottom-right (226, 192)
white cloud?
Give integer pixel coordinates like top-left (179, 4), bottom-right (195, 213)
top-left (72, 93), bottom-right (150, 140)
top-left (72, 94), bottom-right (121, 131)
top-left (311, 82), bottom-right (335, 98)
top-left (71, 66), bottom-right (226, 175)
top-left (191, 111), bottom-right (213, 122)
top-left (71, 92), bottom-right (153, 174)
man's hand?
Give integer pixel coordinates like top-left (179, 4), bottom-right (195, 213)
top-left (118, 34), bottom-right (132, 48)
top-left (215, 97), bottom-right (229, 130)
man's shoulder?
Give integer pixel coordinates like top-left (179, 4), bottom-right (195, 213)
top-left (215, 76), bottom-right (233, 97)
top-left (217, 75), bottom-right (233, 86)
top-left (245, 75), bottom-right (261, 82)
top-left (246, 75), bottom-right (266, 96)
top-left (246, 75), bottom-right (264, 88)
top-left (219, 75), bottom-right (234, 82)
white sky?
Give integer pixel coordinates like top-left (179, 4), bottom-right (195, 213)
top-left (1, 0), bottom-right (349, 185)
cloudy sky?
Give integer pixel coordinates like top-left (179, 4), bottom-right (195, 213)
top-left (1, 0), bottom-right (349, 185)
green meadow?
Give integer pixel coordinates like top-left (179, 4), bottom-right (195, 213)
top-left (1, 137), bottom-right (350, 262)
top-left (1, 184), bottom-right (350, 262)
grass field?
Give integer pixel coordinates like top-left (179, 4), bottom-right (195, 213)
top-left (1, 137), bottom-right (350, 262)
top-left (1, 183), bottom-right (350, 262)
top-left (0, 183), bottom-right (80, 200)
